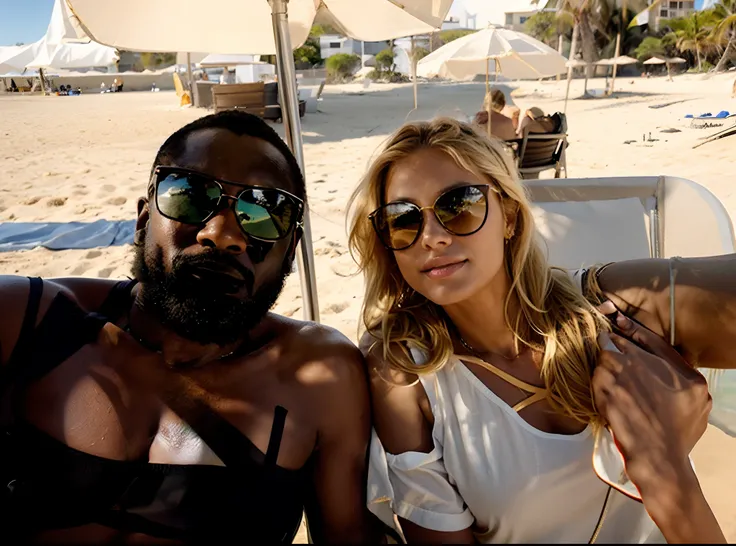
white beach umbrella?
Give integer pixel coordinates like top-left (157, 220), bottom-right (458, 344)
top-left (643, 57), bottom-right (666, 65)
top-left (417, 25), bottom-right (568, 81)
top-left (417, 25), bottom-right (567, 138)
top-left (66, 0), bottom-right (454, 323)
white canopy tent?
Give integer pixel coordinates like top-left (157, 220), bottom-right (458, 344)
top-left (66, 0), bottom-right (454, 323)
top-left (1, 0), bottom-right (117, 87)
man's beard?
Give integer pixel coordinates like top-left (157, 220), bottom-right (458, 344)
top-left (131, 243), bottom-right (291, 346)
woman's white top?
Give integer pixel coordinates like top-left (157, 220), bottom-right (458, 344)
top-left (367, 270), bottom-right (668, 543)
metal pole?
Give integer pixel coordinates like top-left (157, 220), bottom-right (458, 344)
top-left (610, 32), bottom-right (621, 96)
top-left (564, 22), bottom-right (580, 114)
top-left (557, 34), bottom-right (564, 82)
top-left (411, 35), bottom-right (418, 109)
top-left (269, 0), bottom-right (320, 323)
top-left (186, 52), bottom-right (196, 106)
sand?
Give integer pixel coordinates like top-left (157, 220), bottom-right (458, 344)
top-left (1, 71), bottom-right (734, 541)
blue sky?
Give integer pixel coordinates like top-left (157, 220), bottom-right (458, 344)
top-left (0, 0), bottom-right (54, 46)
top-left (0, 0), bottom-right (712, 47)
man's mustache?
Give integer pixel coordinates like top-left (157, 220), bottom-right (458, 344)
top-left (172, 251), bottom-right (255, 294)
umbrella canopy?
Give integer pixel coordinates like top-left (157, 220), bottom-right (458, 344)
top-left (596, 55), bottom-right (638, 66)
top-left (565, 58), bottom-right (591, 68)
top-left (667, 57), bottom-right (687, 64)
top-left (417, 26), bottom-right (568, 81)
top-left (199, 54), bottom-right (265, 68)
top-left (66, 0), bottom-right (453, 324)
top-left (67, 0), bottom-right (454, 54)
top-left (643, 57), bottom-right (666, 65)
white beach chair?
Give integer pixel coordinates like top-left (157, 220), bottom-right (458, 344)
top-left (526, 175), bottom-right (736, 500)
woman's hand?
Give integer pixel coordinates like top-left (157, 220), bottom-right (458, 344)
top-left (593, 309), bottom-right (724, 543)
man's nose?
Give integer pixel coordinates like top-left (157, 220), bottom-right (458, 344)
top-left (196, 206), bottom-right (247, 254)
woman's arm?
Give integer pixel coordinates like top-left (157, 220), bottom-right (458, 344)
top-left (361, 334), bottom-right (477, 544)
top-left (595, 255), bottom-right (736, 369)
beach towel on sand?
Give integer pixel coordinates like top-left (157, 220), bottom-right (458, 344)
top-left (0, 219), bottom-right (135, 252)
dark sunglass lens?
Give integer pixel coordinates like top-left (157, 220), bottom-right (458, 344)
top-left (156, 172), bottom-right (220, 224)
top-left (378, 202), bottom-right (422, 250)
top-left (236, 189), bottom-right (298, 240)
top-left (435, 186), bottom-right (487, 235)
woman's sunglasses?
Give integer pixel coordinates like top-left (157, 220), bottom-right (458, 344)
top-left (369, 184), bottom-right (494, 251)
top-left (151, 166), bottom-right (304, 242)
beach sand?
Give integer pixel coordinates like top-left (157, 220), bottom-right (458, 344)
top-left (1, 72), bottom-right (734, 541)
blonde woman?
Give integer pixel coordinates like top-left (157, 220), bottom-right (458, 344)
top-left (348, 118), bottom-right (735, 543)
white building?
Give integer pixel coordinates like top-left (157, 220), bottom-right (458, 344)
top-left (319, 35), bottom-right (388, 62)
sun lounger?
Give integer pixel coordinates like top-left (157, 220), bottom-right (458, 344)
top-left (211, 82), bottom-right (267, 116)
top-left (525, 175), bottom-right (736, 439)
top-left (685, 110), bottom-right (735, 128)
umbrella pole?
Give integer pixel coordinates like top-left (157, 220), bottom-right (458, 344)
top-left (270, 0), bottom-right (320, 324)
top-left (186, 52), bottom-right (196, 106)
top-left (564, 22), bottom-right (580, 114)
top-left (610, 32), bottom-right (621, 96)
top-left (486, 58), bottom-right (491, 139)
top-left (411, 35), bottom-right (418, 110)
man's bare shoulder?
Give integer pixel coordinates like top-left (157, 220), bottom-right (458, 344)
top-left (268, 313), bottom-right (366, 388)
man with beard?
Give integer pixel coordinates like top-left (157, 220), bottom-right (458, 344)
top-left (0, 111), bottom-right (374, 544)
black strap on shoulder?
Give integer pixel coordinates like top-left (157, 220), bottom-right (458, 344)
top-left (97, 279), bottom-right (138, 321)
top-left (13, 297), bottom-right (108, 388)
top-left (5, 277), bottom-right (43, 370)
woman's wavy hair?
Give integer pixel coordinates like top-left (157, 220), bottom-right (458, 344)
top-left (347, 117), bottom-right (611, 426)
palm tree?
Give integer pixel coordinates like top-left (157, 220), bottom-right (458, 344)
top-left (539, 0), bottom-right (647, 77)
top-left (711, 0), bottom-right (736, 71)
top-left (665, 12), bottom-right (718, 71)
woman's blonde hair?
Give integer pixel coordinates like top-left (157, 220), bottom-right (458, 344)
top-left (348, 117), bottom-right (610, 426)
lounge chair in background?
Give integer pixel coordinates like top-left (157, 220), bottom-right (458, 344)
top-left (211, 82), bottom-right (266, 116)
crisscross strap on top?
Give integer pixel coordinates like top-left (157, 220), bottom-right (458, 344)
top-left (458, 354), bottom-right (553, 413)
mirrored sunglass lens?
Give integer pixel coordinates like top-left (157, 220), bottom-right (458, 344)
top-left (236, 189), bottom-right (296, 240)
top-left (381, 202), bottom-right (422, 249)
top-left (157, 173), bottom-right (220, 224)
top-left (436, 186), bottom-right (487, 235)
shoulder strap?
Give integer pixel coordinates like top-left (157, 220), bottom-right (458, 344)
top-left (458, 354), bottom-right (557, 413)
top-left (97, 279), bottom-right (138, 321)
top-left (5, 277), bottom-right (43, 370)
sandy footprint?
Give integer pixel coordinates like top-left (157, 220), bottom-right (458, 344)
top-left (101, 184), bottom-right (116, 193)
top-left (47, 197), bottom-right (68, 207)
top-left (85, 250), bottom-right (102, 259)
top-left (23, 197), bottom-right (41, 205)
top-left (324, 302), bottom-right (349, 315)
top-left (106, 196), bottom-right (127, 206)
top-left (97, 267), bottom-right (115, 279)
top-left (70, 262), bottom-right (91, 276)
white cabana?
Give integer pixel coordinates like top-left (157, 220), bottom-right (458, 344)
top-left (66, 0), bottom-right (454, 323)
top-left (17, 0), bottom-right (118, 74)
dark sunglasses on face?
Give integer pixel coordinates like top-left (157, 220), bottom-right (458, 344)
top-left (151, 166), bottom-right (304, 242)
top-left (369, 184), bottom-right (495, 251)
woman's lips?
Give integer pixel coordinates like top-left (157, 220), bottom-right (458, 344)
top-left (423, 260), bottom-right (467, 279)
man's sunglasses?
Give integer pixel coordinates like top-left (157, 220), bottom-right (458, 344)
top-left (369, 184), bottom-right (494, 251)
top-left (151, 166), bottom-right (304, 242)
